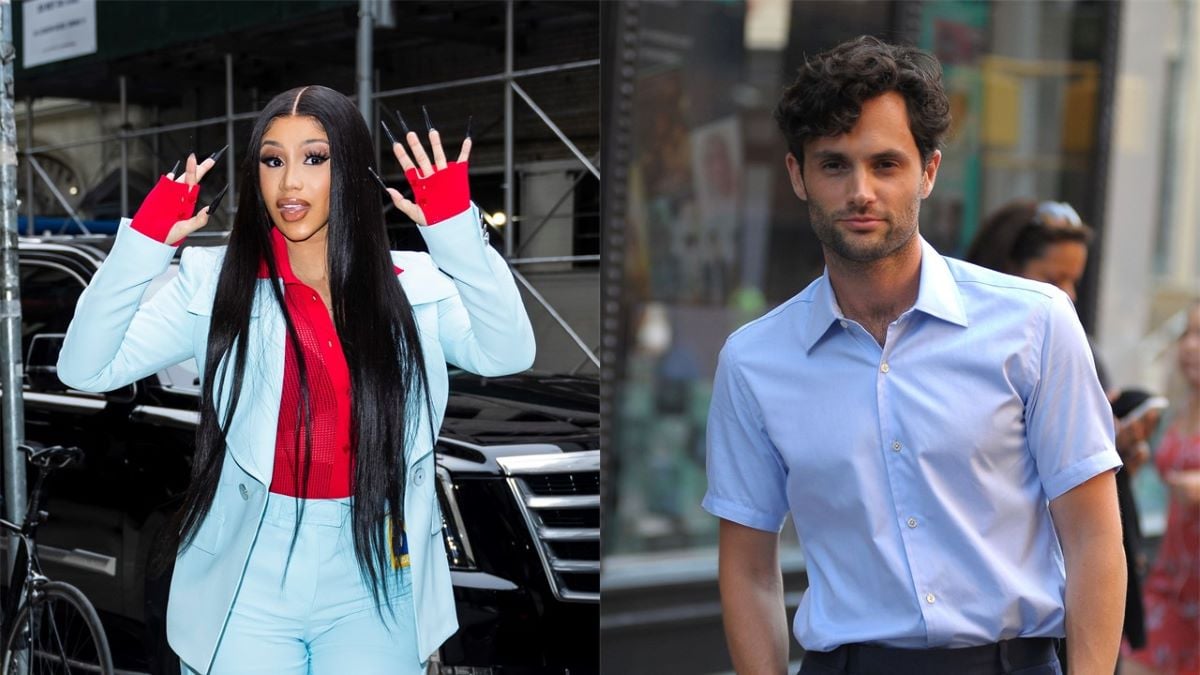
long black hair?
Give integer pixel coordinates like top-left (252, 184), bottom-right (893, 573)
top-left (153, 86), bottom-right (431, 609)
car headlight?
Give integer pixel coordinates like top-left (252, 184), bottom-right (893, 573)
top-left (436, 466), bottom-right (476, 570)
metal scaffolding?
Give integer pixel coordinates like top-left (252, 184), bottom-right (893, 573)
top-left (17, 0), bottom-right (599, 370)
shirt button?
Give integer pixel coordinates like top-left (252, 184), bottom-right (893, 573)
top-left (880, 363), bottom-right (890, 373)
top-left (892, 441), bottom-right (902, 452)
top-left (926, 593), bottom-right (936, 604)
top-left (907, 517), bottom-right (918, 528)
top-left (839, 320), bottom-right (849, 329)
top-left (327, 340), bottom-right (333, 348)
top-left (238, 483), bottom-right (249, 500)
top-left (311, 294), bottom-right (318, 302)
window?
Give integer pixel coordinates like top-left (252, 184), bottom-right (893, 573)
top-left (19, 262), bottom-right (85, 363)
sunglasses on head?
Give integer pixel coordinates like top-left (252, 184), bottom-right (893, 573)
top-left (1033, 201), bottom-right (1083, 228)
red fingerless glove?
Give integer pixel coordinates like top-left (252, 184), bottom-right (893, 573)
top-left (404, 161), bottom-right (470, 226)
top-left (129, 176), bottom-right (200, 246)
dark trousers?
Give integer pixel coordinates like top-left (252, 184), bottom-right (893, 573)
top-left (798, 638), bottom-right (1062, 675)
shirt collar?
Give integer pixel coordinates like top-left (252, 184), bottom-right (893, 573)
top-left (800, 236), bottom-right (968, 353)
top-left (257, 227), bottom-right (403, 280)
top-left (912, 236), bottom-right (968, 329)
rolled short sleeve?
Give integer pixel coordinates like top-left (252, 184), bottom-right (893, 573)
top-left (1026, 292), bottom-right (1121, 501)
top-left (701, 341), bottom-right (790, 532)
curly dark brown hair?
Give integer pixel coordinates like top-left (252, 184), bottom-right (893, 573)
top-left (774, 35), bottom-right (951, 167)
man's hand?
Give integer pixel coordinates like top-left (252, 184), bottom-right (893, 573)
top-left (1049, 472), bottom-right (1126, 675)
top-left (718, 519), bottom-right (790, 675)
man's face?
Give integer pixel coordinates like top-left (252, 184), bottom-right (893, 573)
top-left (785, 92), bottom-right (941, 264)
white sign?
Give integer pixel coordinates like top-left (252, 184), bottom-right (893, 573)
top-left (22, 0), bottom-right (97, 69)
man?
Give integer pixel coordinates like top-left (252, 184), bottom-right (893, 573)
top-left (702, 36), bottom-right (1125, 675)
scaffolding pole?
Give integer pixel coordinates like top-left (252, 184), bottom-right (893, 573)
top-left (22, 98), bottom-right (29, 235)
top-left (372, 59), bottom-right (598, 100)
top-left (28, 156), bottom-right (88, 233)
top-left (511, 82), bottom-right (598, 179)
top-left (119, 75), bottom-right (128, 217)
top-left (1, 0), bottom-right (28, 581)
top-left (357, 0), bottom-right (374, 122)
top-left (503, 0), bottom-right (515, 258)
top-left (373, 68), bottom-right (382, 175)
top-left (511, 268), bottom-right (599, 368)
top-left (516, 164), bottom-right (590, 256)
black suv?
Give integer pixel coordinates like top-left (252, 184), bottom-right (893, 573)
top-left (1, 235), bottom-right (599, 675)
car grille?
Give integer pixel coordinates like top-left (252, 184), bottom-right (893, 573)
top-left (522, 473), bottom-right (601, 495)
top-left (497, 451), bottom-right (599, 603)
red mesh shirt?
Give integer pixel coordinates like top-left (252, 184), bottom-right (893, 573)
top-left (262, 227), bottom-right (402, 498)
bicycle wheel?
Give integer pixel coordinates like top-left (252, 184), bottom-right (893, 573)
top-left (2, 581), bottom-right (113, 675)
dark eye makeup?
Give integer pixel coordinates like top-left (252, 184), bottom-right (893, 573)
top-left (258, 151), bottom-right (330, 167)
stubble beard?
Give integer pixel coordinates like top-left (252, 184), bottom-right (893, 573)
top-left (807, 183), bottom-right (924, 265)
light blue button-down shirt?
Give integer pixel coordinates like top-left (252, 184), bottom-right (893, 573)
top-left (702, 237), bottom-right (1120, 651)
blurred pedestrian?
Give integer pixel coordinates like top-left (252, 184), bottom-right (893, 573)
top-left (1124, 301), bottom-right (1200, 675)
top-left (57, 86), bottom-right (535, 674)
top-left (968, 199), bottom-right (1157, 663)
top-left (966, 200), bottom-right (1090, 299)
top-left (704, 36), bottom-right (1123, 675)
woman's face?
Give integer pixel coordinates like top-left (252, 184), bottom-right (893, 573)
top-left (1179, 304), bottom-right (1200, 391)
top-left (1019, 241), bottom-right (1088, 302)
top-left (258, 115), bottom-right (332, 243)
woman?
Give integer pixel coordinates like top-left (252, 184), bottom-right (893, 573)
top-left (1124, 302), bottom-right (1200, 675)
top-left (57, 85), bottom-right (535, 674)
top-left (965, 199), bottom-right (1092, 302)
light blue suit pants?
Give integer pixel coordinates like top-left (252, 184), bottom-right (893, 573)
top-left (182, 494), bottom-right (422, 675)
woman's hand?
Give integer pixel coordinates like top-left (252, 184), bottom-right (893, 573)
top-left (162, 153), bottom-right (220, 246)
top-left (1116, 411), bottom-right (1159, 475)
top-left (1166, 470), bottom-right (1200, 505)
top-left (383, 116), bottom-right (472, 226)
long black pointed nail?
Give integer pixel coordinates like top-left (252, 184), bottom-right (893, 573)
top-left (422, 105), bottom-right (434, 133)
top-left (208, 144), bottom-right (229, 164)
top-left (380, 119), bottom-right (399, 146)
top-left (395, 109), bottom-right (411, 136)
top-left (465, 115), bottom-right (473, 140)
top-left (207, 184), bottom-right (230, 213)
top-left (168, 160), bottom-right (181, 177)
top-left (366, 166), bottom-right (388, 192)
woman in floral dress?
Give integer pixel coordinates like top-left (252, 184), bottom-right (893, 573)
top-left (1126, 301), bottom-right (1200, 675)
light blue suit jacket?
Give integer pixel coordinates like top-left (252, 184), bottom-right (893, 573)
top-left (56, 206), bottom-right (535, 673)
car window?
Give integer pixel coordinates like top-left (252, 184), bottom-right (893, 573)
top-left (19, 262), bottom-right (84, 361)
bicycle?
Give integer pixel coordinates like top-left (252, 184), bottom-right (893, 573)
top-left (0, 444), bottom-right (113, 675)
